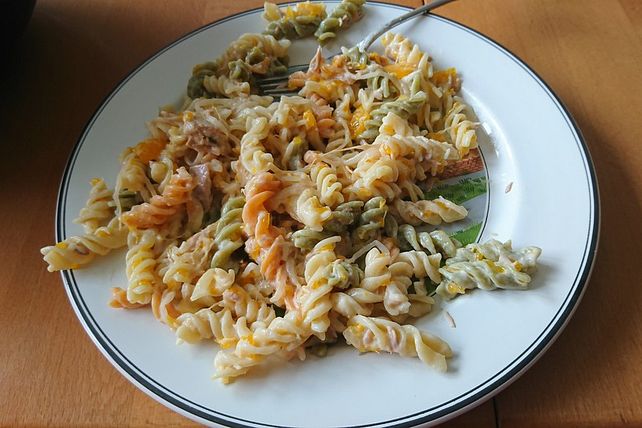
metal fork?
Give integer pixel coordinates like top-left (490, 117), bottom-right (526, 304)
top-left (257, 0), bottom-right (457, 97)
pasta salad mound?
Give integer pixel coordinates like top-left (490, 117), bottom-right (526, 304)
top-left (42, 1), bottom-right (541, 383)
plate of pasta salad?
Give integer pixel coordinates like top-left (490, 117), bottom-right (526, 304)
top-left (42, 1), bottom-right (599, 426)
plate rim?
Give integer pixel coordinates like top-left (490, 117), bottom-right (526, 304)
top-left (54, 2), bottom-right (601, 427)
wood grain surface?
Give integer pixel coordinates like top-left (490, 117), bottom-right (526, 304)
top-left (1, 0), bottom-right (640, 426)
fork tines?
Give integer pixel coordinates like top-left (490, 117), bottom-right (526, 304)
top-left (256, 63), bottom-right (310, 96)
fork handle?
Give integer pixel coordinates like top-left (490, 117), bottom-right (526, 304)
top-left (356, 0), bottom-right (457, 51)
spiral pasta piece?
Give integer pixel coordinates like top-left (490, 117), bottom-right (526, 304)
top-left (109, 287), bottom-right (145, 309)
top-left (162, 222), bottom-right (218, 289)
top-left (376, 113), bottom-right (460, 176)
top-left (150, 289), bottom-right (184, 327)
top-left (175, 308), bottom-right (247, 347)
top-left (384, 257), bottom-right (415, 316)
top-left (240, 117), bottom-right (274, 175)
top-left (324, 93), bottom-right (353, 151)
top-left (366, 71), bottom-right (400, 100)
top-left (349, 158), bottom-right (418, 202)
top-left (188, 33), bottom-right (290, 98)
top-left (449, 239), bottom-right (541, 270)
top-left (407, 283), bottom-right (435, 319)
top-left (352, 197), bottom-right (387, 247)
top-left (243, 172), bottom-right (297, 309)
top-left (213, 310), bottom-right (310, 382)
top-left (360, 91), bottom-right (427, 141)
top-left (309, 158), bottom-right (344, 208)
top-left (121, 167), bottom-right (195, 229)
top-left (381, 32), bottom-right (432, 74)
top-left (330, 259), bottom-right (363, 288)
top-left (393, 197), bottom-right (468, 226)
top-left (348, 129), bottom-right (431, 201)
top-left (315, 0), bottom-right (365, 44)
top-left (398, 224), bottom-right (460, 258)
top-left (263, 1), bottom-right (327, 40)
top-left (361, 247), bottom-right (392, 293)
top-left (296, 237), bottom-right (341, 337)
top-left (348, 113), bottom-right (457, 201)
top-left (290, 54), bottom-right (356, 108)
top-left (343, 315), bottom-right (452, 371)
top-left (296, 187), bottom-right (333, 231)
top-left (444, 101), bottom-right (478, 157)
top-left (190, 267), bottom-right (235, 302)
top-left (202, 74), bottom-right (250, 98)
top-left (210, 196), bottom-right (245, 270)
top-left (282, 135), bottom-right (308, 170)
top-left (370, 249), bottom-right (423, 320)
top-left (75, 178), bottom-right (115, 233)
top-left (125, 229), bottom-right (161, 305)
top-left (329, 249), bottom-right (381, 318)
top-left (115, 148), bottom-right (156, 206)
top-left (396, 250), bottom-right (442, 284)
top-left (218, 286), bottom-right (276, 325)
top-left (436, 240), bottom-right (542, 299)
top-left (291, 228), bottom-right (331, 251)
top-left (331, 287), bottom-right (381, 318)
top-left (41, 217), bottom-right (127, 272)
top-left (269, 171), bottom-right (332, 231)
top-left (149, 153), bottom-right (175, 191)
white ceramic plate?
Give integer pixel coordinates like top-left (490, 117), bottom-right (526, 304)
top-left (55, 2), bottom-right (599, 427)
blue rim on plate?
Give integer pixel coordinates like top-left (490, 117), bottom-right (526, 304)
top-left (54, 2), bottom-right (600, 427)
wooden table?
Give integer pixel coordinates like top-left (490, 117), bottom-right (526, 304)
top-left (2, 0), bottom-right (641, 426)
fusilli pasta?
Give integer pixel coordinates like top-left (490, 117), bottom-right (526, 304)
top-left (75, 178), bottom-right (115, 233)
top-left (436, 240), bottom-right (542, 299)
top-left (263, 1), bottom-right (327, 40)
top-left (42, 20), bottom-right (542, 384)
top-left (315, 0), bottom-right (365, 44)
